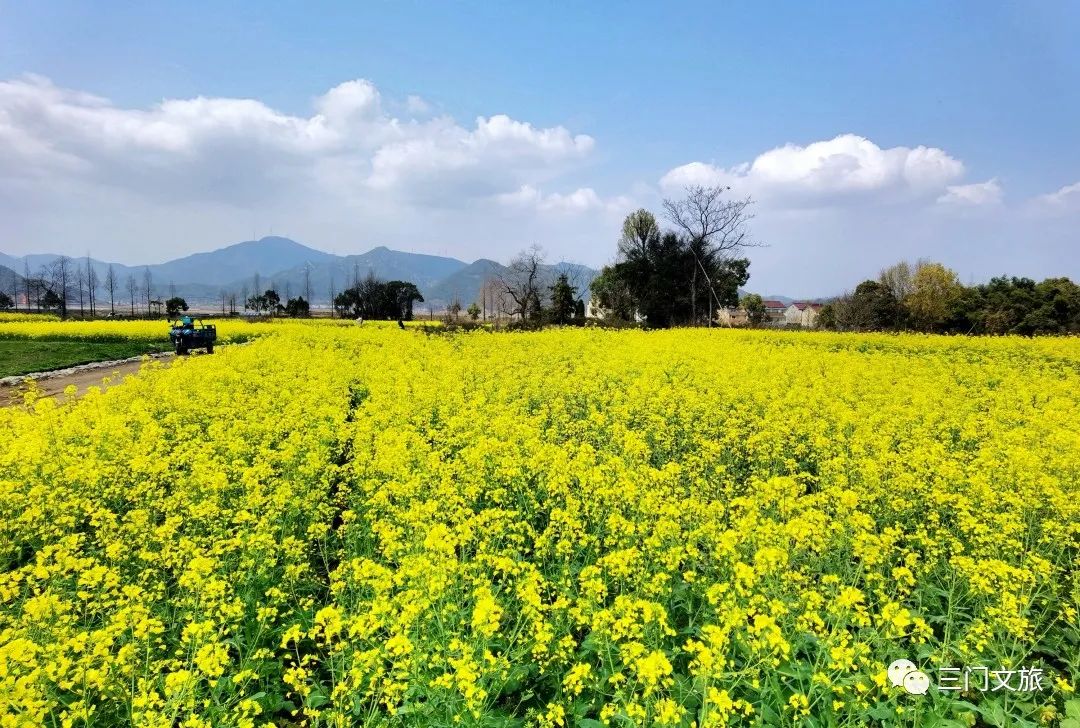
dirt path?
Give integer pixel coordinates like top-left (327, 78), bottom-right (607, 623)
top-left (0, 354), bottom-right (173, 407)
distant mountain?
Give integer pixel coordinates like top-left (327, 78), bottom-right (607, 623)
top-left (424, 259), bottom-right (504, 308)
top-left (155, 236), bottom-right (335, 287)
top-left (0, 238), bottom-right (601, 308)
top-left (423, 259), bottom-right (599, 310)
top-left (256, 246), bottom-right (468, 302)
top-left (0, 264), bottom-right (22, 293)
top-left (0, 237), bottom-right (334, 302)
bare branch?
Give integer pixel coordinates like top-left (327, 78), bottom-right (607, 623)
top-left (662, 185), bottom-right (762, 257)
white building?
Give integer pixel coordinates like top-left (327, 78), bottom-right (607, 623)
top-left (783, 302), bottom-right (823, 328)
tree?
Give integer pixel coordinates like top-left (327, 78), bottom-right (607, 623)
top-left (496, 246), bottom-right (547, 322)
top-left (0, 291), bottom-right (12, 309)
top-left (548, 273), bottom-right (577, 325)
top-left (618, 209), bottom-right (661, 261)
top-left (386, 281), bottom-right (424, 320)
top-left (265, 289), bottom-right (281, 313)
top-left (906, 261), bottom-right (961, 332)
top-left (878, 261), bottom-right (913, 328)
top-left (589, 267), bottom-right (637, 321)
top-left (878, 261), bottom-right (914, 301)
top-left (956, 276), bottom-right (1080, 335)
top-left (662, 185), bottom-right (759, 323)
top-left (447, 299), bottom-right (462, 321)
top-left (574, 299), bottom-right (586, 322)
top-left (22, 260), bottom-right (32, 312)
top-left (595, 223), bottom-right (750, 328)
top-left (48, 256), bottom-right (72, 317)
top-left (42, 289), bottom-right (64, 312)
top-left (479, 277), bottom-right (508, 322)
top-left (246, 289), bottom-right (281, 316)
top-left (333, 278), bottom-right (423, 320)
top-left (849, 280), bottom-right (901, 330)
top-left (303, 264), bottom-right (313, 304)
top-left (467, 302), bottom-right (481, 321)
top-left (165, 297), bottom-right (189, 318)
top-left (816, 303), bottom-right (838, 330)
top-left (104, 265), bottom-right (117, 315)
top-left (284, 296), bottom-right (311, 317)
top-left (142, 267), bottom-right (154, 316)
top-left (126, 274), bottom-right (138, 316)
top-left (85, 255), bottom-right (98, 316)
top-left (741, 294), bottom-right (766, 326)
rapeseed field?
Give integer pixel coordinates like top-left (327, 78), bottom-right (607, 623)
top-left (0, 324), bottom-right (1077, 726)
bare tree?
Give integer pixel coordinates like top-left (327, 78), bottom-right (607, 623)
top-left (84, 255), bottom-right (98, 316)
top-left (479, 277), bottom-right (498, 322)
top-left (104, 265), bottom-right (118, 315)
top-left (303, 264), bottom-right (313, 304)
top-left (48, 256), bottom-right (72, 317)
top-left (496, 246), bottom-right (547, 322)
top-left (142, 267), bottom-right (153, 316)
top-left (126, 274), bottom-right (138, 316)
top-left (879, 261), bottom-right (914, 301)
top-left (23, 260), bottom-right (32, 312)
top-left (35, 265), bottom-right (51, 310)
top-left (663, 185), bottom-right (759, 324)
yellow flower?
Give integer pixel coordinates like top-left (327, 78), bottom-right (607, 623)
top-left (471, 587), bottom-right (503, 638)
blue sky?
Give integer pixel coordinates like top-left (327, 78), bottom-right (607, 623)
top-left (1, 1), bottom-right (1078, 295)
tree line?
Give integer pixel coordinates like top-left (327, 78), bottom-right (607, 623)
top-left (0, 255), bottom-right (190, 318)
top-left (818, 260), bottom-right (1080, 335)
top-left (1, 255), bottom-right (110, 316)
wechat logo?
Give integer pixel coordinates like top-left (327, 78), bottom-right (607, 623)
top-left (889, 659), bottom-right (930, 695)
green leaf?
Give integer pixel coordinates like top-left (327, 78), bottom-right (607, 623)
top-left (577, 720), bottom-right (606, 728)
top-left (867, 703), bottom-right (895, 721)
top-left (980, 701), bottom-right (1008, 728)
top-left (1067, 700), bottom-right (1080, 721)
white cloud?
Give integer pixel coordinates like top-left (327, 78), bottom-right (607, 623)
top-left (496, 185), bottom-right (630, 214)
top-left (1034, 181), bottom-right (1080, 212)
top-left (0, 74), bottom-right (623, 265)
top-left (937, 178), bottom-right (1003, 206)
top-left (405, 94), bottom-right (430, 115)
top-left (365, 114), bottom-right (594, 202)
top-left (0, 74), bottom-right (596, 209)
top-left (660, 134), bottom-right (965, 206)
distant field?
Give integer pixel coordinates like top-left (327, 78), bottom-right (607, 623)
top-left (0, 339), bottom-right (171, 378)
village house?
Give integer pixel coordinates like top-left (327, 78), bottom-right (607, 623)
top-left (783, 301), bottom-right (823, 328)
top-left (716, 306), bottom-right (749, 326)
top-left (763, 299), bottom-right (788, 323)
top-left (585, 298), bottom-right (644, 322)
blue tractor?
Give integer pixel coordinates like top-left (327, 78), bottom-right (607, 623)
top-left (169, 316), bottom-right (217, 355)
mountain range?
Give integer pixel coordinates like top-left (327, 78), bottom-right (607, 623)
top-left (0, 237), bottom-right (600, 310)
